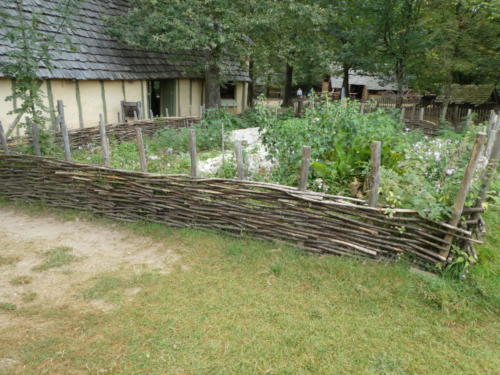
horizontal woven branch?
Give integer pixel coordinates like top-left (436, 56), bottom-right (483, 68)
top-left (0, 154), bottom-right (477, 266)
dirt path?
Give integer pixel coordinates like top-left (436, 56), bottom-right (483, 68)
top-left (0, 207), bottom-right (179, 328)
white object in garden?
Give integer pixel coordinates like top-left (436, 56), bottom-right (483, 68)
top-left (198, 127), bottom-right (273, 175)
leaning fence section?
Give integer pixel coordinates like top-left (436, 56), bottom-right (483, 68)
top-left (0, 154), bottom-right (479, 266)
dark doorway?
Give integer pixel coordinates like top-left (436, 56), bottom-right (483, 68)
top-left (149, 79), bottom-right (177, 117)
top-left (350, 84), bottom-right (365, 99)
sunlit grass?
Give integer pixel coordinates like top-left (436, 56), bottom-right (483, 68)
top-left (0, 198), bottom-right (498, 374)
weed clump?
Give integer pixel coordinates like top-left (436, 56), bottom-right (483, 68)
top-left (32, 246), bottom-right (76, 272)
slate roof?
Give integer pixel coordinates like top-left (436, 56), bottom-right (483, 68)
top-left (0, 0), bottom-right (250, 82)
top-left (329, 69), bottom-right (398, 91)
top-left (435, 84), bottom-right (497, 106)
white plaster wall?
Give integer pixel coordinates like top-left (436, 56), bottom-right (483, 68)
top-left (50, 79), bottom-right (79, 129)
top-left (104, 81), bottom-right (124, 123)
top-left (79, 80), bottom-right (104, 127)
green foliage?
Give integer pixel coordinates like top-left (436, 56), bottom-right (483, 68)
top-left (0, 0), bottom-right (80, 134)
top-left (259, 98), bottom-right (405, 194)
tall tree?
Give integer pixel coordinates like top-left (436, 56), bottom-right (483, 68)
top-left (0, 0), bottom-right (80, 136)
top-left (109, 0), bottom-right (258, 109)
top-left (370, 0), bottom-right (429, 106)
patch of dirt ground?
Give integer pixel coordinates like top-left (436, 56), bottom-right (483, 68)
top-left (0, 207), bottom-right (179, 328)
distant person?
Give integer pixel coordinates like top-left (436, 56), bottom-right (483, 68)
top-left (297, 88), bottom-right (303, 97)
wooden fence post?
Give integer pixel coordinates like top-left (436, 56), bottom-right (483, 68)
top-left (60, 115), bottom-right (72, 162)
top-left (419, 107), bottom-right (425, 121)
top-left (189, 128), bottom-right (198, 178)
top-left (368, 141), bottom-right (381, 207)
top-left (99, 114), bottom-right (111, 167)
top-left (474, 129), bottom-right (500, 215)
top-left (166, 108), bottom-right (169, 118)
top-left (442, 132), bottom-right (486, 257)
top-left (299, 146), bottom-right (311, 191)
top-left (400, 107), bottom-right (406, 121)
top-left (411, 105), bottom-right (416, 120)
top-left (465, 108), bottom-right (472, 126)
top-left (117, 112), bottom-right (121, 123)
top-left (135, 127), bottom-right (148, 172)
top-left (30, 119), bottom-right (41, 156)
top-left (56, 100), bottom-right (65, 132)
top-left (133, 110), bottom-right (138, 121)
top-left (485, 114), bottom-right (499, 161)
top-left (0, 121), bottom-right (9, 155)
top-left (360, 103), bottom-right (365, 114)
top-left (234, 140), bottom-right (245, 180)
top-left (150, 109), bottom-right (154, 119)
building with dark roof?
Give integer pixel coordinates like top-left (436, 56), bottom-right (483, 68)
top-left (0, 0), bottom-right (250, 130)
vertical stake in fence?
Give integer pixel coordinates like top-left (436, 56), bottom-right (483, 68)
top-left (411, 105), bottom-right (416, 120)
top-left (133, 110), bottom-right (138, 121)
top-left (419, 107), bottom-right (425, 121)
top-left (150, 109), bottom-right (154, 119)
top-left (135, 127), bottom-right (148, 172)
top-left (234, 140), bottom-right (245, 180)
top-left (189, 128), bottom-right (198, 178)
top-left (221, 120), bottom-right (225, 166)
top-left (400, 107), bottom-right (406, 121)
top-left (0, 121), bottom-right (9, 155)
top-left (299, 146), bottom-right (311, 191)
top-left (56, 100), bottom-right (64, 132)
top-left (368, 141), bottom-right (381, 207)
top-left (473, 129), bottom-right (500, 219)
top-left (60, 114), bottom-right (72, 162)
top-left (117, 112), bottom-right (121, 123)
top-left (484, 114), bottom-right (499, 161)
top-left (166, 108), bottom-right (169, 118)
top-left (199, 105), bottom-right (203, 119)
top-left (189, 105), bottom-right (192, 117)
top-left (465, 108), bottom-right (472, 126)
top-left (360, 103), bottom-right (365, 114)
top-left (442, 132), bottom-right (487, 257)
top-left (30, 119), bottom-right (41, 156)
top-left (99, 114), bottom-right (111, 167)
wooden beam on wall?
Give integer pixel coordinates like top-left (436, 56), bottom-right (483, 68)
top-left (100, 80), bottom-right (108, 124)
top-left (46, 80), bottom-right (57, 128)
top-left (75, 80), bottom-right (84, 129)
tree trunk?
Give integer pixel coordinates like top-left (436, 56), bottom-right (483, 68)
top-left (395, 59), bottom-right (405, 108)
top-left (204, 62), bottom-right (221, 109)
top-left (341, 64), bottom-right (350, 98)
top-left (247, 59), bottom-right (255, 107)
top-left (282, 64), bottom-right (294, 108)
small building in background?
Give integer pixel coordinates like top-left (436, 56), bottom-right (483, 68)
top-left (435, 84), bottom-right (499, 110)
top-left (0, 1), bottom-right (249, 134)
top-left (327, 70), bottom-right (398, 100)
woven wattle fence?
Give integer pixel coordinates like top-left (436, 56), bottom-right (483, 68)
top-left (0, 154), bottom-right (478, 266)
top-left (7, 117), bottom-right (198, 148)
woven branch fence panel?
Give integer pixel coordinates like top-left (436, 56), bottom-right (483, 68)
top-left (0, 154), bottom-right (477, 266)
top-left (7, 117), bottom-right (198, 149)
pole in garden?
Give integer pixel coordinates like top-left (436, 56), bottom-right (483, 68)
top-left (234, 140), bottom-right (245, 180)
top-left (99, 114), bottom-right (111, 167)
top-left (117, 112), bottom-right (121, 123)
top-left (368, 141), bottom-right (381, 207)
top-left (150, 109), bottom-right (154, 119)
top-left (465, 108), bottom-right (472, 126)
top-left (473, 129), bottom-right (499, 218)
top-left (400, 107), bottom-right (406, 121)
top-left (0, 121), bottom-right (10, 155)
top-left (299, 146), bottom-right (311, 191)
top-left (29, 119), bottom-right (41, 156)
top-left (56, 100), bottom-right (65, 132)
top-left (135, 127), bottom-right (148, 172)
top-left (442, 132), bottom-right (487, 257)
top-left (133, 110), bottom-right (138, 121)
top-left (60, 114), bottom-right (72, 162)
top-left (484, 114), bottom-right (499, 161)
top-left (221, 120), bottom-right (225, 166)
top-left (189, 128), bottom-right (198, 178)
top-left (419, 107), bottom-right (425, 121)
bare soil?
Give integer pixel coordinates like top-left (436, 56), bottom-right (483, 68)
top-left (0, 207), bottom-right (179, 329)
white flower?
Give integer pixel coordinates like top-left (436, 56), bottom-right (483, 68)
top-left (149, 155), bottom-right (159, 161)
top-left (445, 169), bottom-right (454, 176)
top-left (434, 152), bottom-right (441, 161)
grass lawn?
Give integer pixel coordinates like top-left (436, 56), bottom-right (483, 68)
top-left (0, 199), bottom-right (498, 374)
